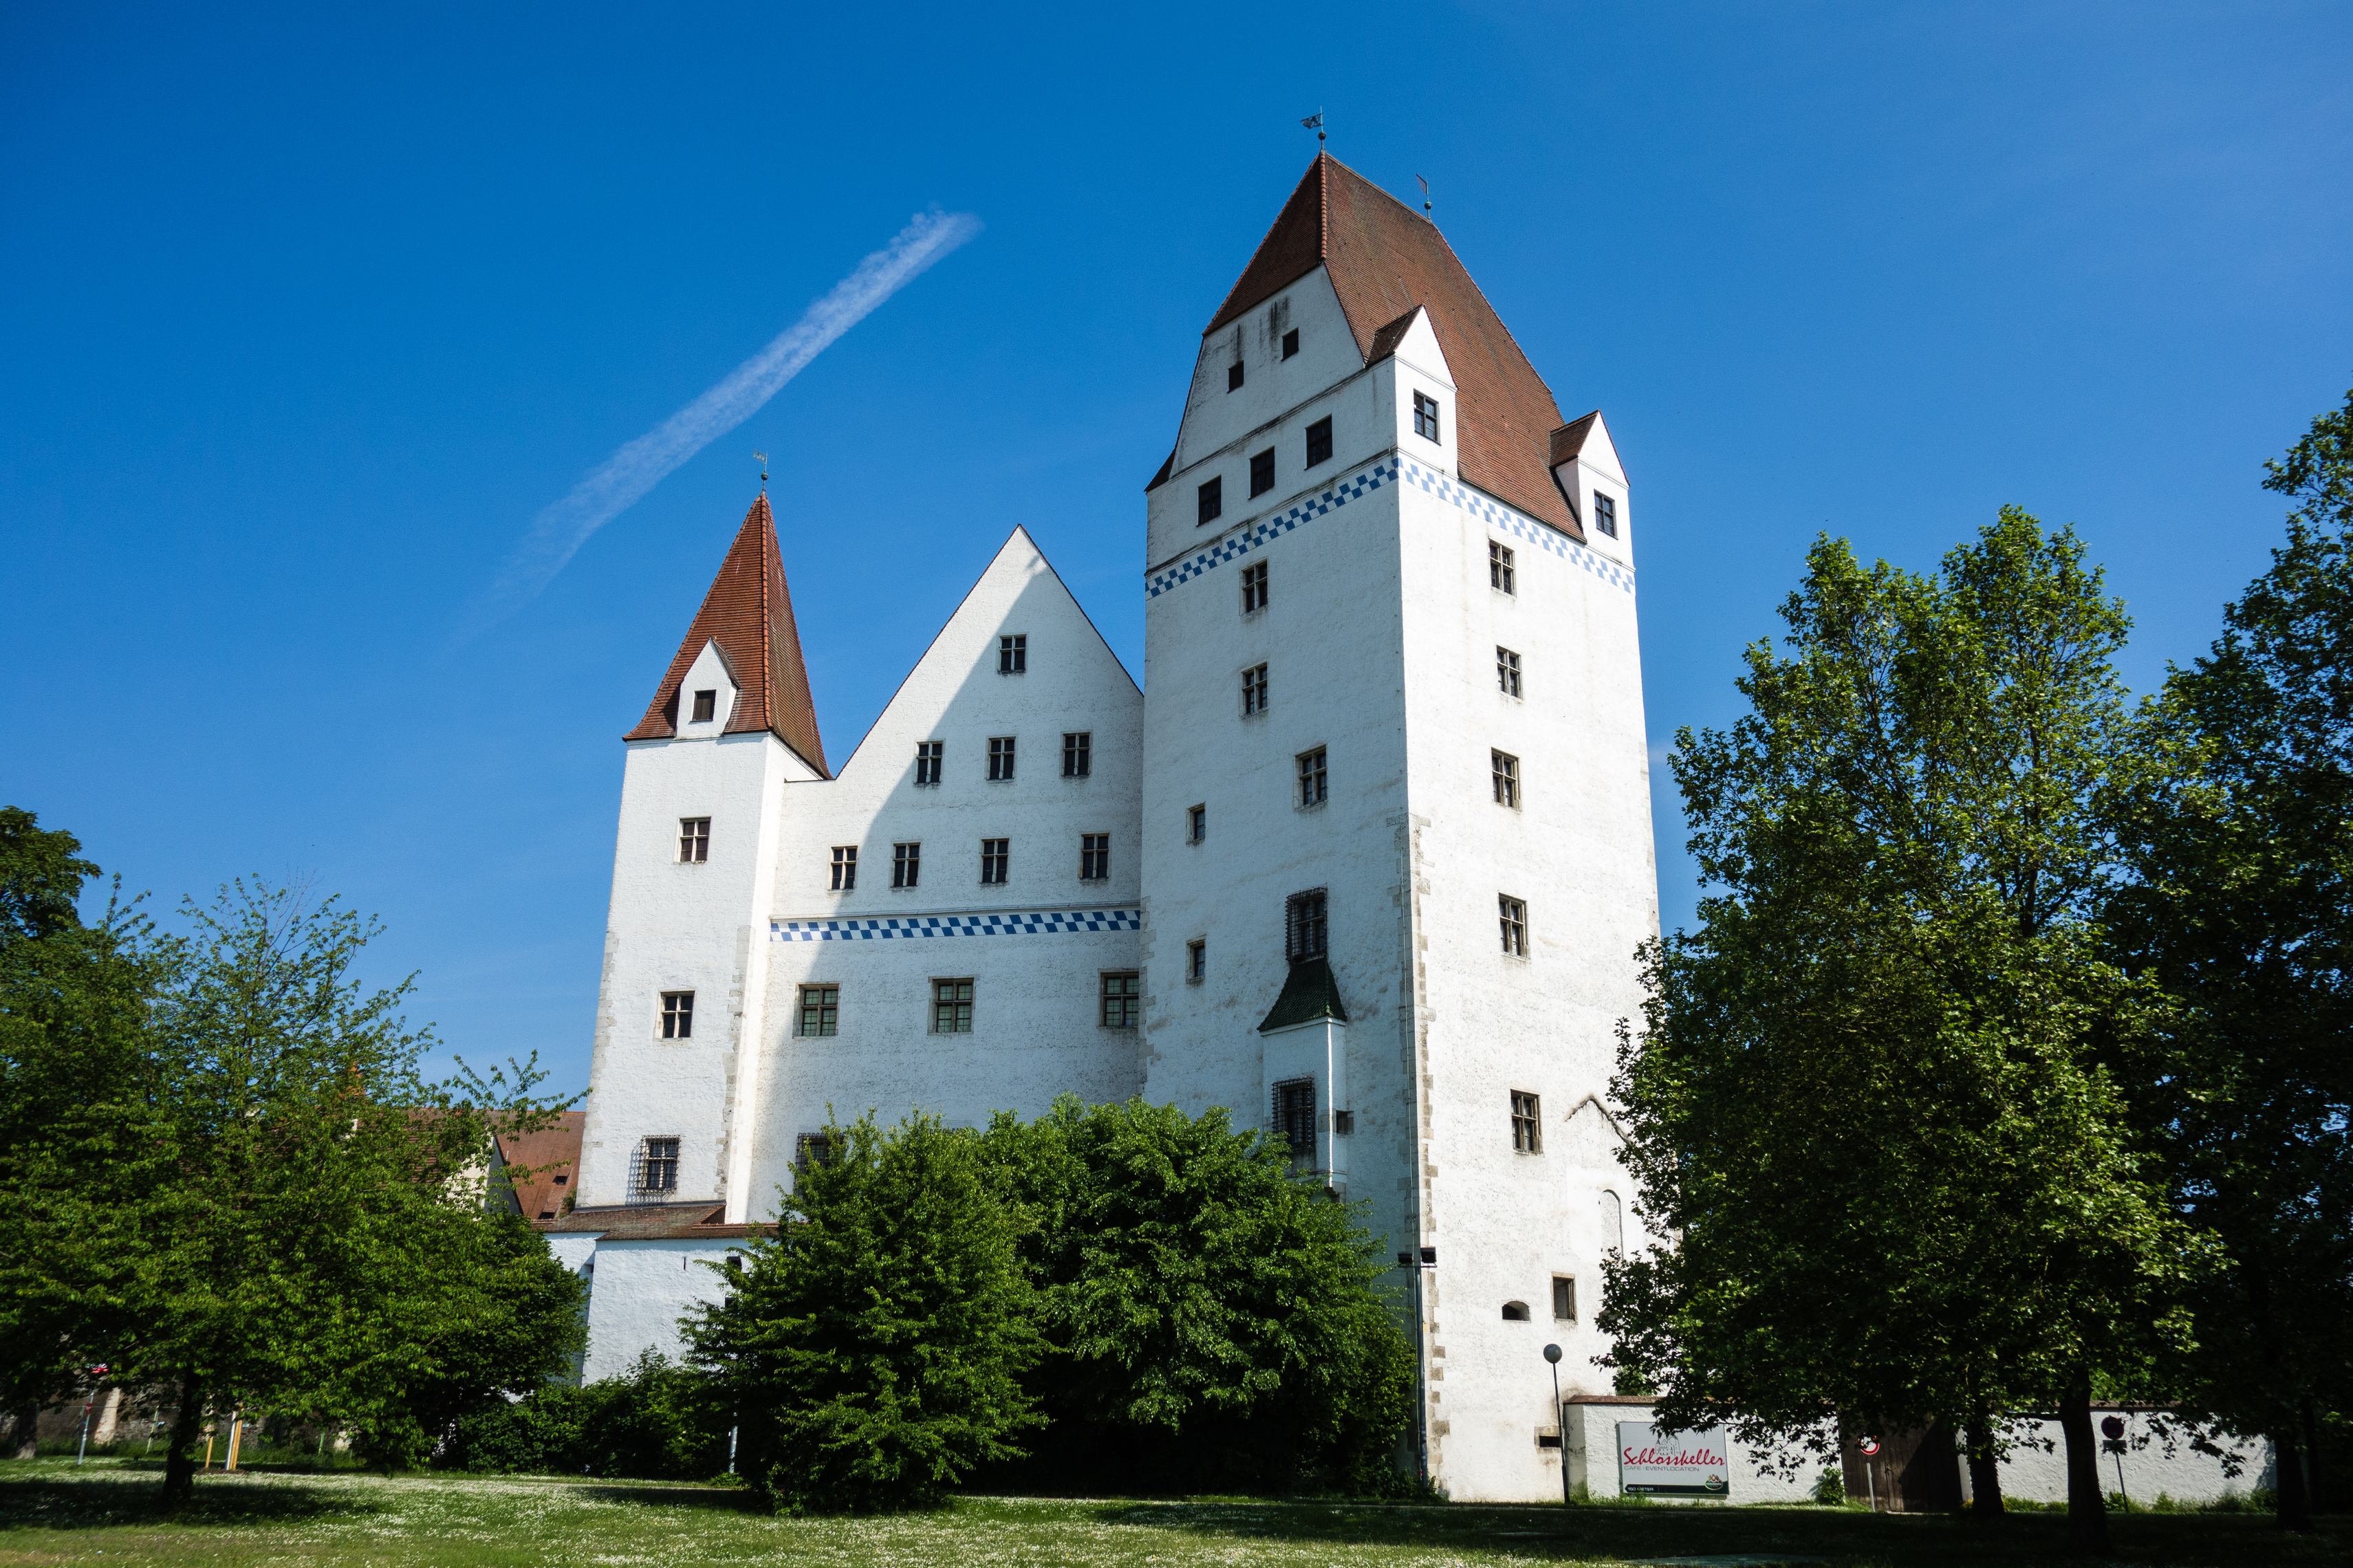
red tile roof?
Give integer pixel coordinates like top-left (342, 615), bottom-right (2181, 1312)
top-left (624, 494), bottom-right (830, 776)
top-left (542, 1204), bottom-right (765, 1241)
top-left (1204, 153), bottom-right (1582, 540)
top-left (495, 1111), bottom-right (585, 1223)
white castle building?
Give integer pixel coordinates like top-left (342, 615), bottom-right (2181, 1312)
top-left (546, 153), bottom-right (1658, 1502)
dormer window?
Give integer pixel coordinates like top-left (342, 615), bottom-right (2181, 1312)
top-left (1198, 476), bottom-right (1223, 525)
top-left (1282, 328), bottom-right (1299, 359)
top-left (1227, 361), bottom-right (1244, 392)
top-left (1595, 493), bottom-right (1618, 538)
top-left (1413, 391), bottom-right (1441, 442)
top-left (690, 689), bottom-right (717, 723)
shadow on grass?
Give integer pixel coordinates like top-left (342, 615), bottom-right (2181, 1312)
top-left (0, 1470), bottom-right (358, 1530)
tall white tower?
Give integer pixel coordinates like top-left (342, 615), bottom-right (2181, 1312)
top-left (1139, 154), bottom-right (1658, 1501)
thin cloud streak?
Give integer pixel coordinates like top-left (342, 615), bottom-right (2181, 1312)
top-left (467, 209), bottom-right (983, 636)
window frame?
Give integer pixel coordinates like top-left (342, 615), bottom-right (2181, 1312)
top-left (796, 984), bottom-right (839, 1038)
top-left (1272, 1076), bottom-right (1317, 1156)
top-left (1497, 646), bottom-right (1522, 698)
top-left (1062, 732), bottom-right (1092, 778)
top-left (830, 845), bottom-right (858, 891)
top-left (1297, 746), bottom-right (1327, 807)
top-left (1249, 448), bottom-right (1275, 497)
top-left (1241, 663), bottom-right (1269, 717)
top-left (1099, 971), bottom-right (1140, 1028)
top-left (1594, 492), bottom-right (1618, 538)
top-left (1510, 1089), bottom-right (1542, 1153)
top-left (1304, 415), bottom-right (1333, 468)
top-left (892, 841), bottom-right (922, 889)
top-left (1490, 541), bottom-right (1516, 594)
top-left (1281, 327), bottom-right (1299, 360)
top-left (1241, 560), bottom-right (1268, 613)
top-left (1500, 894), bottom-right (1529, 957)
top-left (1412, 391), bottom-right (1442, 442)
top-left (660, 990), bottom-right (695, 1040)
top-left (1552, 1275), bottom-right (1578, 1322)
top-left (639, 1136), bottom-right (680, 1193)
top-left (678, 816), bottom-right (710, 863)
top-left (1492, 750), bottom-right (1520, 809)
top-left (689, 689), bottom-right (717, 723)
top-left (998, 634), bottom-right (1027, 675)
top-left (1226, 360), bottom-right (1244, 392)
top-left (914, 739), bottom-right (944, 785)
top-left (1285, 888), bottom-right (1329, 964)
top-left (979, 838), bottom-right (1009, 886)
top-left (1186, 939), bottom-right (1206, 982)
top-left (987, 735), bottom-right (1017, 782)
top-left (931, 977), bottom-right (975, 1034)
top-left (1079, 832), bottom-right (1111, 882)
top-left (1197, 475), bottom-right (1223, 525)
top-left (1186, 803), bottom-right (1206, 843)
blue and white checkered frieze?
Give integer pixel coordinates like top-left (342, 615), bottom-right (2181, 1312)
top-left (772, 908), bottom-right (1143, 941)
top-left (1396, 457), bottom-right (1636, 595)
top-left (1146, 458), bottom-right (1399, 598)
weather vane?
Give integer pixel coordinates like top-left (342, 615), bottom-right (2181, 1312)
top-left (1416, 174), bottom-right (1431, 216)
top-left (1301, 110), bottom-right (1325, 148)
top-left (755, 450), bottom-right (768, 486)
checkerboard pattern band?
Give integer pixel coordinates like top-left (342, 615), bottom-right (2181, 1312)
top-left (1147, 458), bottom-right (1396, 598)
top-left (1397, 458), bottom-right (1636, 594)
top-left (772, 908), bottom-right (1142, 941)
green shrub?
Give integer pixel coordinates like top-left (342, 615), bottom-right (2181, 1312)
top-left (438, 1352), bottom-right (728, 1479)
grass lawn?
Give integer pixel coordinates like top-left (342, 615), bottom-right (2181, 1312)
top-left (0, 1460), bottom-right (2344, 1567)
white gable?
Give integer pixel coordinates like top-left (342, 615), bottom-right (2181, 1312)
top-left (675, 640), bottom-right (741, 737)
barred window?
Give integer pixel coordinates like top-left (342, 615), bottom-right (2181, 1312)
top-left (1497, 646), bottom-right (1521, 697)
top-left (988, 736), bottom-right (1017, 781)
top-left (1297, 747), bottom-right (1327, 807)
top-left (1063, 732), bottom-right (1091, 777)
top-left (1413, 391), bottom-right (1441, 440)
top-left (1186, 939), bottom-right (1206, 981)
top-left (1273, 1077), bottom-right (1316, 1155)
top-left (660, 991), bottom-right (694, 1040)
top-left (1080, 834), bottom-right (1111, 881)
top-left (915, 740), bottom-right (943, 785)
top-left (830, 845), bottom-right (857, 891)
top-left (1492, 750), bottom-right (1519, 808)
top-left (795, 1133), bottom-right (835, 1171)
top-left (979, 838), bottom-right (1009, 885)
top-left (1285, 889), bottom-right (1328, 963)
top-left (1305, 416), bottom-right (1333, 468)
top-left (1511, 1091), bottom-right (1542, 1153)
top-left (1500, 895), bottom-right (1528, 957)
top-left (1198, 475), bottom-right (1223, 525)
top-left (1595, 492), bottom-right (1618, 538)
top-left (933, 978), bottom-right (974, 1034)
top-left (797, 986), bottom-right (838, 1037)
top-left (1100, 972), bottom-right (1140, 1027)
top-left (999, 635), bottom-right (1026, 674)
top-left (1249, 448), bottom-right (1275, 497)
top-left (1241, 560), bottom-right (1268, 613)
top-left (1242, 664), bottom-right (1268, 716)
top-left (639, 1137), bottom-right (680, 1192)
top-left (678, 817), bottom-right (709, 863)
top-left (690, 689), bottom-right (717, 723)
top-left (1490, 541), bottom-right (1515, 594)
top-left (893, 842), bottom-right (921, 889)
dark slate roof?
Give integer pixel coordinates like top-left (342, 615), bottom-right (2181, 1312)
top-left (1258, 956), bottom-right (1349, 1033)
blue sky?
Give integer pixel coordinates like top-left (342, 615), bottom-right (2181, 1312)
top-left (5, 1), bottom-right (2347, 1094)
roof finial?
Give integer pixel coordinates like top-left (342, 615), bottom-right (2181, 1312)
top-left (1416, 173), bottom-right (1431, 217)
top-left (754, 450), bottom-right (768, 490)
top-left (1301, 109), bottom-right (1324, 150)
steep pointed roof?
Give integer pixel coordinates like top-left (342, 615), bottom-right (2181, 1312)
top-left (624, 494), bottom-right (829, 776)
top-left (1204, 153), bottom-right (1580, 538)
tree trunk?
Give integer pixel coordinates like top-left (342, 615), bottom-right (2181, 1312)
top-left (2273, 1424), bottom-right (2313, 1534)
top-left (1964, 1408), bottom-right (2005, 1516)
top-left (8, 1402), bottom-right (36, 1461)
top-left (159, 1372), bottom-right (206, 1506)
top-left (2301, 1398), bottom-right (2326, 1517)
top-left (2057, 1374), bottom-right (2109, 1554)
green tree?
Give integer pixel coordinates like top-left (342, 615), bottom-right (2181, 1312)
top-left (982, 1096), bottom-right (1415, 1496)
top-left (687, 1111), bottom-right (1044, 1513)
top-left (2106, 389), bottom-right (2353, 1534)
top-left (1600, 511), bottom-right (2210, 1551)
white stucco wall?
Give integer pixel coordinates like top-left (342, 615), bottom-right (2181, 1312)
top-left (574, 1238), bottom-right (741, 1383)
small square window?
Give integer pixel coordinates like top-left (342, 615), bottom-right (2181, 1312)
top-left (639, 1137), bottom-right (680, 1192)
top-left (1227, 360), bottom-right (1244, 392)
top-left (830, 845), bottom-right (857, 891)
top-left (1490, 541), bottom-right (1516, 594)
top-left (795, 1132), bottom-right (836, 1171)
top-left (1500, 895), bottom-right (1529, 957)
top-left (1333, 1109), bottom-right (1354, 1136)
top-left (979, 838), bottom-right (1008, 885)
top-left (1241, 560), bottom-right (1267, 613)
top-left (1595, 493), bottom-right (1618, 538)
top-left (1273, 1077), bottom-right (1316, 1155)
top-left (1297, 747), bottom-right (1327, 807)
top-left (1497, 646), bottom-right (1521, 697)
top-left (1198, 475), bottom-right (1223, 525)
top-left (1305, 416), bottom-right (1333, 468)
top-left (893, 842), bottom-right (921, 889)
top-left (1511, 1090), bottom-right (1542, 1153)
top-left (1492, 750), bottom-right (1519, 808)
top-left (1062, 732), bottom-right (1092, 778)
top-left (1286, 888), bottom-right (1328, 963)
top-left (660, 991), bottom-right (694, 1040)
top-left (1249, 448), bottom-right (1275, 497)
top-left (988, 736), bottom-right (1017, 781)
top-left (1187, 803), bottom-right (1206, 843)
top-left (1281, 327), bottom-right (1299, 359)
top-left (1100, 971), bottom-right (1140, 1027)
top-left (797, 986), bottom-right (839, 1037)
top-left (999, 635), bottom-right (1026, 674)
top-left (690, 689), bottom-right (717, 724)
top-left (914, 739), bottom-right (944, 786)
top-left (933, 978), bottom-right (974, 1034)
top-left (1080, 833), bottom-right (1111, 881)
top-left (1413, 391), bottom-right (1441, 441)
top-left (1553, 1276), bottom-right (1578, 1322)
top-left (678, 817), bottom-right (710, 863)
top-left (1242, 664), bottom-right (1269, 716)
top-left (1186, 939), bottom-right (1206, 981)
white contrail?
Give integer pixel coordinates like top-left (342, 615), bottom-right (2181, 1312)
top-left (472, 208), bottom-right (982, 631)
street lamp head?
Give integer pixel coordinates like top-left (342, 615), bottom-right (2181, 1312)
top-left (1543, 1343), bottom-right (1563, 1364)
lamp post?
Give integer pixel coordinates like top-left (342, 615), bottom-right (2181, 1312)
top-left (1543, 1344), bottom-right (1568, 1504)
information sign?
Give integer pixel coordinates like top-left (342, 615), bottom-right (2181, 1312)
top-left (1616, 1421), bottom-right (1731, 1497)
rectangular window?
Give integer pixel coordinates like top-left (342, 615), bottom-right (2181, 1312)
top-left (640, 1137), bottom-right (680, 1192)
top-left (690, 689), bottom-right (717, 723)
top-left (1186, 939), bottom-right (1206, 981)
top-left (660, 991), bottom-right (694, 1039)
top-left (1512, 1091), bottom-right (1542, 1153)
top-left (678, 817), bottom-right (709, 863)
top-left (796, 1133), bottom-right (835, 1171)
top-left (1333, 1109), bottom-right (1354, 1135)
top-left (893, 842), bottom-right (921, 889)
top-left (1273, 1077), bottom-right (1316, 1155)
top-left (1297, 747), bottom-right (1327, 807)
top-left (797, 986), bottom-right (838, 1037)
top-left (1500, 895), bottom-right (1529, 957)
top-left (1197, 475), bottom-right (1223, 525)
top-left (1062, 732), bottom-right (1092, 777)
top-left (1241, 560), bottom-right (1268, 613)
top-left (830, 845), bottom-right (858, 891)
top-left (1249, 448), bottom-right (1275, 497)
top-left (1497, 646), bottom-right (1521, 697)
top-left (979, 838), bottom-right (1009, 884)
top-left (1242, 663), bottom-right (1268, 715)
top-left (1281, 327), bottom-right (1299, 359)
top-left (915, 740), bottom-right (943, 785)
top-left (988, 736), bottom-right (1017, 781)
top-left (1100, 971), bottom-right (1140, 1027)
top-left (1286, 888), bottom-right (1328, 963)
top-left (1080, 833), bottom-right (1111, 881)
top-left (1226, 360), bottom-right (1244, 392)
top-left (998, 634), bottom-right (1026, 674)
top-left (933, 978), bottom-right (974, 1034)
top-left (1187, 803), bottom-right (1206, 843)
top-left (1305, 416), bottom-right (1333, 468)
top-left (1492, 750), bottom-right (1519, 808)
top-left (1595, 493), bottom-right (1618, 538)
top-left (1553, 1276), bottom-right (1577, 1321)
top-left (1413, 391), bottom-right (1441, 441)
top-left (1490, 541), bottom-right (1515, 594)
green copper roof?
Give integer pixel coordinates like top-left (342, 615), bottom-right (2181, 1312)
top-left (1258, 956), bottom-right (1349, 1033)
